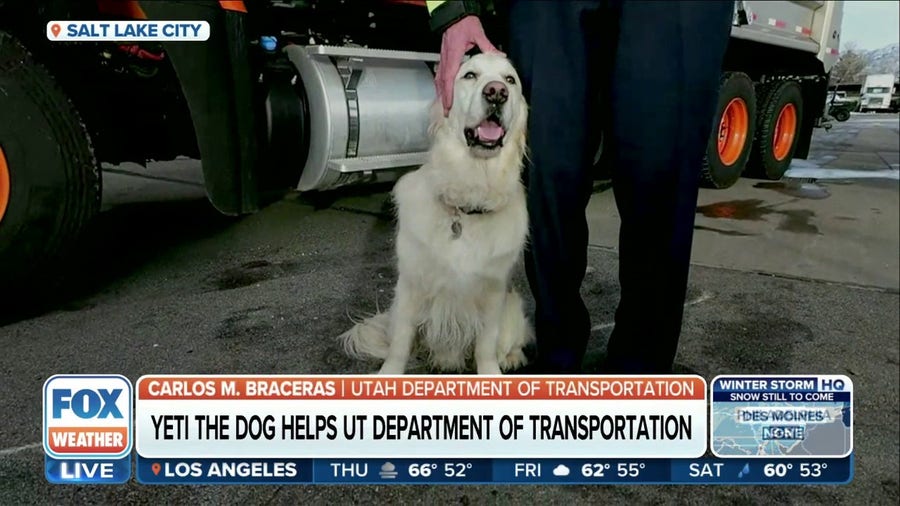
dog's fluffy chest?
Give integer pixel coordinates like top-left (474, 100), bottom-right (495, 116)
top-left (392, 171), bottom-right (528, 283)
top-left (436, 205), bottom-right (526, 271)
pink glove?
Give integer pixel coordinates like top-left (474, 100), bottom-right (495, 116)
top-left (436, 15), bottom-right (505, 117)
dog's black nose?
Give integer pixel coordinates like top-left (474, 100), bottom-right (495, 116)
top-left (482, 81), bottom-right (508, 104)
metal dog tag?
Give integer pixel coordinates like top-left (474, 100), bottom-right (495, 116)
top-left (451, 220), bottom-right (462, 239)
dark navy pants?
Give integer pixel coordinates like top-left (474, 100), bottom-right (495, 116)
top-left (505, 1), bottom-right (734, 373)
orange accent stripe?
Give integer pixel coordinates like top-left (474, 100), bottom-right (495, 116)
top-left (0, 145), bottom-right (9, 224)
top-left (219, 1), bottom-right (247, 13)
top-left (137, 375), bottom-right (706, 400)
top-left (47, 427), bottom-right (128, 454)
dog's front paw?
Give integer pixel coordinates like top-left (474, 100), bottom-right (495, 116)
top-left (499, 348), bottom-right (527, 372)
top-left (378, 361), bottom-right (407, 375)
top-left (476, 361), bottom-right (502, 375)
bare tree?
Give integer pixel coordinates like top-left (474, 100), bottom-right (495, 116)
top-left (830, 42), bottom-right (867, 85)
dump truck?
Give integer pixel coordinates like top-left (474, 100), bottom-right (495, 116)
top-left (0, 0), bottom-right (844, 299)
top-left (859, 73), bottom-right (897, 112)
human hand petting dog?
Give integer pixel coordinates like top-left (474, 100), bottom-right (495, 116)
top-left (436, 15), bottom-right (504, 117)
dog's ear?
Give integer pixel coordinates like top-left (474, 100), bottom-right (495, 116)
top-left (427, 98), bottom-right (445, 139)
top-left (511, 100), bottom-right (530, 158)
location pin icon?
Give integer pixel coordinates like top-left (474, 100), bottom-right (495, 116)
top-left (50, 24), bottom-right (61, 37)
top-left (151, 463), bottom-right (161, 476)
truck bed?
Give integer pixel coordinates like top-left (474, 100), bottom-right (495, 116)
top-left (733, 1), bottom-right (843, 72)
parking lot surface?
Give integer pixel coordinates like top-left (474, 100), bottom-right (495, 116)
top-left (0, 114), bottom-right (897, 504)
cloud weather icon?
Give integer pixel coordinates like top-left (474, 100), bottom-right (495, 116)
top-left (379, 462), bottom-right (398, 479)
top-left (552, 464), bottom-right (570, 477)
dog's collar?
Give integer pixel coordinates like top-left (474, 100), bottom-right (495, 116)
top-left (443, 201), bottom-right (494, 240)
top-left (457, 205), bottom-right (491, 215)
top-left (440, 196), bottom-right (495, 216)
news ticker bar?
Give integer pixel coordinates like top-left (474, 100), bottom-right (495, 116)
top-left (43, 374), bottom-right (854, 485)
top-left (43, 455), bottom-right (852, 485)
top-left (45, 455), bottom-right (854, 485)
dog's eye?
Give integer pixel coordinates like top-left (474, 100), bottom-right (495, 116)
top-left (463, 71), bottom-right (477, 80)
top-left (505, 75), bottom-right (516, 85)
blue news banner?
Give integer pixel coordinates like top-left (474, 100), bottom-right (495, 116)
top-left (131, 455), bottom-right (853, 485)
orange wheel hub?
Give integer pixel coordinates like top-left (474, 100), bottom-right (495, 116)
top-left (717, 97), bottom-right (749, 166)
top-left (0, 145), bottom-right (9, 224)
top-left (772, 103), bottom-right (797, 161)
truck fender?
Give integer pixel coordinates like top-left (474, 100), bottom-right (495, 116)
top-left (138, 0), bottom-right (258, 216)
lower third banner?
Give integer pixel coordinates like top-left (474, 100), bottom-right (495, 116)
top-left (134, 375), bottom-right (708, 460)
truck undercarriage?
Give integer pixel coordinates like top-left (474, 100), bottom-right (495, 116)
top-left (0, 0), bottom-right (843, 303)
top-left (2, 1), bottom-right (445, 212)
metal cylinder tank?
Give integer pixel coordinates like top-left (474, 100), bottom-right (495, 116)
top-left (285, 45), bottom-right (440, 192)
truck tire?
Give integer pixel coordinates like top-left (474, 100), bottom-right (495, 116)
top-left (700, 72), bottom-right (757, 189)
top-left (0, 31), bottom-right (100, 302)
top-left (831, 108), bottom-right (850, 122)
top-left (748, 80), bottom-right (803, 180)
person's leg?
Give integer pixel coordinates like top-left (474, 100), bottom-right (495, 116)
top-left (604, 1), bottom-right (734, 373)
top-left (505, 0), bottom-right (603, 372)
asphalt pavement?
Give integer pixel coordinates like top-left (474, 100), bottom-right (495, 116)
top-left (0, 113), bottom-right (898, 504)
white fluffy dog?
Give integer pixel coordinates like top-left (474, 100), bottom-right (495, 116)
top-left (337, 53), bottom-right (533, 375)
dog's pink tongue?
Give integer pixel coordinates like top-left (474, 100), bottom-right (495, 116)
top-left (476, 120), bottom-right (504, 141)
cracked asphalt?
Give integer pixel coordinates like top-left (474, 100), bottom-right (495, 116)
top-left (0, 114), bottom-right (897, 505)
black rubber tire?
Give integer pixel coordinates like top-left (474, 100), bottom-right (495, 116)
top-left (832, 108), bottom-right (850, 122)
top-left (700, 72), bottom-right (757, 189)
top-left (0, 31), bottom-right (100, 301)
top-left (747, 80), bottom-right (804, 180)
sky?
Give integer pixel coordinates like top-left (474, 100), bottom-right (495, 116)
top-left (839, 0), bottom-right (900, 50)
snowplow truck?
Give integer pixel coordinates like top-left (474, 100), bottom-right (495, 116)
top-left (0, 0), bottom-right (843, 298)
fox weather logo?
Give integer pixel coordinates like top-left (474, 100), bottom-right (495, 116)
top-left (42, 374), bottom-right (133, 484)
